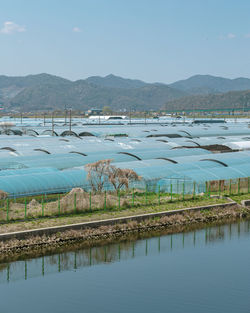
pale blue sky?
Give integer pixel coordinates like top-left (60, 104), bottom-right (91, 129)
top-left (1, 0), bottom-right (250, 83)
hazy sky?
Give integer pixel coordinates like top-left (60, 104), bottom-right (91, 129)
top-left (1, 0), bottom-right (250, 83)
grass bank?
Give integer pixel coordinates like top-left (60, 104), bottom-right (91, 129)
top-left (0, 203), bottom-right (248, 256)
top-left (0, 196), bottom-right (228, 234)
top-left (229, 192), bottom-right (250, 203)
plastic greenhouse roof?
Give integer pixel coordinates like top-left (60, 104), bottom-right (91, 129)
top-left (0, 169), bottom-right (87, 197)
top-left (0, 146), bottom-right (213, 170)
top-left (0, 167), bottom-right (58, 176)
top-left (0, 154), bottom-right (86, 170)
top-left (165, 165), bottom-right (250, 182)
top-left (0, 119), bottom-right (249, 139)
top-left (112, 159), bottom-right (225, 181)
top-left (166, 150), bottom-right (250, 162)
top-left (0, 119), bottom-right (249, 197)
top-left (3, 157), bottom-right (250, 197)
top-left (0, 125), bottom-right (250, 158)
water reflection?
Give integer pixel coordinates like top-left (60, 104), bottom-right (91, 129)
top-left (1, 219), bottom-right (249, 284)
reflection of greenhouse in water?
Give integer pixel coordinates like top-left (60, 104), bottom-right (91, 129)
top-left (0, 118), bottom-right (250, 197)
top-left (1, 220), bottom-right (249, 284)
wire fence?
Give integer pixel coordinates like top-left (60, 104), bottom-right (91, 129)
top-left (0, 177), bottom-right (249, 223)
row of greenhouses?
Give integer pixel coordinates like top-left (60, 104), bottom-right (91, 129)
top-left (1, 122), bottom-right (250, 139)
top-left (0, 118), bottom-right (249, 197)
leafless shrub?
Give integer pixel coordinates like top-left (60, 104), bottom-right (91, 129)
top-left (85, 159), bottom-right (112, 192)
top-left (108, 167), bottom-right (141, 191)
top-left (85, 159), bottom-right (141, 192)
top-left (28, 199), bottom-right (40, 209)
top-left (0, 190), bottom-right (8, 199)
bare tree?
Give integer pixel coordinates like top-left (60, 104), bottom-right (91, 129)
top-left (85, 159), bottom-right (112, 192)
top-left (108, 166), bottom-right (141, 191)
top-left (85, 159), bottom-right (141, 192)
top-left (0, 190), bottom-right (8, 199)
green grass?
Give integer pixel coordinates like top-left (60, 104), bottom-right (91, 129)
top-left (0, 195), bottom-right (230, 234)
top-left (0, 191), bottom-right (215, 223)
top-left (229, 193), bottom-right (250, 203)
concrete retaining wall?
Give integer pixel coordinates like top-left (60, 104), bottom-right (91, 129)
top-left (0, 201), bottom-right (236, 242)
top-left (241, 199), bottom-right (250, 207)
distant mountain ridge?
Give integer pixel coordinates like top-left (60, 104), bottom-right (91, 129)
top-left (169, 74), bottom-right (250, 95)
top-left (86, 74), bottom-right (148, 89)
top-left (1, 73), bottom-right (250, 111)
top-left (165, 89), bottom-right (250, 111)
top-left (3, 74), bottom-right (187, 111)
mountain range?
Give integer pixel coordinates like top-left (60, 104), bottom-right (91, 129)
top-left (1, 73), bottom-right (250, 112)
top-left (169, 75), bottom-right (250, 95)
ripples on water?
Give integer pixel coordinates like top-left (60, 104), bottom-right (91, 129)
top-left (1, 220), bottom-right (250, 313)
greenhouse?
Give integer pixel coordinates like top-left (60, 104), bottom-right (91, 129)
top-left (0, 116), bottom-right (249, 197)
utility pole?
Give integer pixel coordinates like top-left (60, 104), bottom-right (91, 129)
top-left (64, 105), bottom-right (67, 125)
top-left (69, 108), bottom-right (72, 132)
top-left (52, 111), bottom-right (54, 136)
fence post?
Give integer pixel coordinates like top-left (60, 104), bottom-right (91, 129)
top-left (205, 181), bottom-right (208, 196)
top-left (145, 185), bottom-right (147, 205)
top-left (182, 182), bottom-right (185, 201)
top-left (158, 185), bottom-right (160, 205)
top-left (24, 198), bottom-right (27, 219)
top-left (42, 195), bottom-right (44, 217)
top-left (229, 179), bottom-right (232, 195)
top-left (193, 181), bottom-right (196, 199)
top-left (74, 193), bottom-right (77, 213)
top-left (118, 189), bottom-right (120, 209)
top-left (132, 188), bottom-right (134, 207)
top-left (58, 194), bottom-right (60, 215)
top-left (178, 180), bottom-right (180, 200)
top-left (219, 181), bottom-right (221, 195)
top-left (248, 177), bottom-right (250, 194)
top-left (170, 184), bottom-right (173, 202)
top-left (89, 191), bottom-right (92, 211)
top-left (6, 198), bottom-right (9, 222)
top-left (104, 190), bottom-right (106, 210)
top-left (238, 178), bottom-right (240, 195)
top-left (208, 183), bottom-right (210, 198)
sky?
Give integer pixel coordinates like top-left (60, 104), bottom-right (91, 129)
top-left (1, 0), bottom-right (250, 83)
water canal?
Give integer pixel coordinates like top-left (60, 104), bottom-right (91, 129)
top-left (0, 220), bottom-right (250, 313)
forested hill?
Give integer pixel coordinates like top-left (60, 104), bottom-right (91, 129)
top-left (0, 73), bottom-right (186, 111)
top-left (1, 73), bottom-right (250, 111)
top-left (169, 74), bottom-right (250, 95)
top-left (165, 89), bottom-right (250, 111)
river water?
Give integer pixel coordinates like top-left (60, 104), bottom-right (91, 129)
top-left (0, 220), bottom-right (250, 313)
